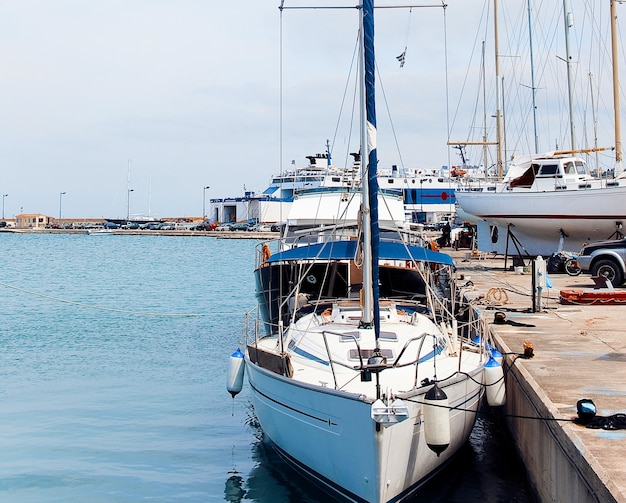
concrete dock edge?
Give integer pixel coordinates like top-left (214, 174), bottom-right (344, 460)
top-left (494, 332), bottom-right (619, 503)
top-left (455, 249), bottom-right (626, 503)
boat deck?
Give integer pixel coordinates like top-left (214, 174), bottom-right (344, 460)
top-left (452, 249), bottom-right (626, 502)
top-left (251, 314), bottom-right (485, 400)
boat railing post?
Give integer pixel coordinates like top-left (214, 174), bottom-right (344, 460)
top-left (393, 334), bottom-right (427, 369)
top-left (278, 320), bottom-right (284, 353)
top-left (321, 331), bottom-right (338, 389)
top-left (253, 315), bottom-right (259, 346)
top-left (244, 311), bottom-right (249, 347)
top-left (412, 335), bottom-right (428, 388)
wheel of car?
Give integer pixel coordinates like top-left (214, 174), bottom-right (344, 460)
top-left (591, 258), bottom-right (624, 286)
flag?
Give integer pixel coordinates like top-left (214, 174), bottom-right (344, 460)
top-left (396, 49), bottom-right (406, 68)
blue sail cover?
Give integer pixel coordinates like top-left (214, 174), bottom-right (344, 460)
top-left (364, 0), bottom-right (382, 336)
top-left (265, 240), bottom-right (454, 266)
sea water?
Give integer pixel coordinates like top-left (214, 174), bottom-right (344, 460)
top-left (0, 234), bottom-right (535, 502)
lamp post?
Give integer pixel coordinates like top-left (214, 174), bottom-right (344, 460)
top-left (59, 191), bottom-right (66, 226)
top-left (127, 188), bottom-right (134, 222)
top-left (203, 185), bottom-right (210, 219)
top-left (2, 193), bottom-right (7, 219)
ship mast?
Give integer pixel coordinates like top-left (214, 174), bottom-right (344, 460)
top-left (611, 0), bottom-right (623, 173)
top-left (562, 0), bottom-right (576, 151)
top-left (493, 0), bottom-right (503, 179)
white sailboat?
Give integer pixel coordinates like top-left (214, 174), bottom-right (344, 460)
top-left (455, 0), bottom-right (625, 257)
top-left (228, 2), bottom-right (502, 502)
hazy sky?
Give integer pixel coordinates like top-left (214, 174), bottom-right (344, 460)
top-left (0, 1), bottom-right (622, 219)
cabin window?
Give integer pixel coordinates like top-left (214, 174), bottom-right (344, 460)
top-left (537, 164), bottom-right (558, 176)
top-left (564, 162), bottom-right (576, 174)
top-left (575, 161), bottom-right (587, 175)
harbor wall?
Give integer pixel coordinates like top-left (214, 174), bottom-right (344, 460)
top-left (493, 332), bottom-right (618, 503)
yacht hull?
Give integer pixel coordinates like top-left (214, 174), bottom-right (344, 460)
top-left (246, 355), bottom-right (483, 503)
top-left (456, 186), bottom-right (626, 255)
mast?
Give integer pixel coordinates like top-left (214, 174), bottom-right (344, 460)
top-left (359, 1), bottom-right (372, 325)
top-left (493, 0), bottom-right (503, 179)
top-left (589, 72), bottom-right (600, 175)
top-left (527, 0), bottom-right (539, 153)
top-left (360, 0), bottom-right (381, 341)
top-left (481, 41), bottom-right (489, 171)
top-left (610, 0), bottom-right (623, 172)
top-left (562, 0), bottom-right (576, 151)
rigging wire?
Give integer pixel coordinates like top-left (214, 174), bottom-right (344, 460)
top-left (332, 31), bottom-right (360, 178)
top-left (376, 64), bottom-right (405, 170)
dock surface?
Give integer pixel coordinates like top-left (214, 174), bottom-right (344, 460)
top-left (453, 250), bottom-right (626, 503)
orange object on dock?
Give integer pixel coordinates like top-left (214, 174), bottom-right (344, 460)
top-left (559, 289), bottom-right (626, 305)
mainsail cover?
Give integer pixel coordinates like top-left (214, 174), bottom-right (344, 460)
top-left (363, 0), bottom-right (382, 338)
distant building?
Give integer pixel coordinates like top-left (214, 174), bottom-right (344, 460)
top-left (15, 213), bottom-right (52, 229)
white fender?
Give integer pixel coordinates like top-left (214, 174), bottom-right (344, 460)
top-left (423, 383), bottom-right (450, 456)
top-left (227, 348), bottom-right (245, 398)
top-left (484, 356), bottom-right (506, 406)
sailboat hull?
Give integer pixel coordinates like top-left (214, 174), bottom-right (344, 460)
top-left (457, 186), bottom-right (626, 255)
top-left (246, 356), bottom-right (483, 503)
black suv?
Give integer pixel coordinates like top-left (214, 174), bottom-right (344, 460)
top-left (577, 238), bottom-right (626, 286)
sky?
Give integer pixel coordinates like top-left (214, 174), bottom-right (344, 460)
top-left (0, 1), bottom-right (623, 219)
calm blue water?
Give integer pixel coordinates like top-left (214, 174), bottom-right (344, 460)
top-left (0, 234), bottom-right (535, 502)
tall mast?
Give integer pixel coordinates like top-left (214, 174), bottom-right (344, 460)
top-left (481, 41), bottom-right (489, 171)
top-left (361, 0), bottom-right (381, 340)
top-left (589, 72), bottom-right (600, 175)
top-left (360, 1), bottom-right (373, 326)
top-left (562, 0), bottom-right (576, 151)
top-left (527, 0), bottom-right (539, 153)
top-left (493, 0), bottom-right (503, 179)
top-left (610, 0), bottom-right (623, 171)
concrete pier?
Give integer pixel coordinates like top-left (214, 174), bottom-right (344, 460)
top-left (453, 250), bottom-right (626, 503)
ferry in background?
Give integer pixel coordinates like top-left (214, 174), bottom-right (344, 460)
top-left (211, 143), bottom-right (488, 227)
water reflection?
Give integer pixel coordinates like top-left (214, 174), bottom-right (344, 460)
top-left (241, 436), bottom-right (329, 503)
top-left (224, 472), bottom-right (246, 503)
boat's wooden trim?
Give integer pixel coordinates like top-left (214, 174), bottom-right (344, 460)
top-left (247, 345), bottom-right (294, 377)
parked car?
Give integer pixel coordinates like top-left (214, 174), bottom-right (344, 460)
top-left (194, 221), bottom-right (217, 231)
top-left (215, 222), bottom-right (234, 231)
top-left (576, 238), bottom-right (626, 285)
top-left (270, 222), bottom-right (286, 233)
top-left (230, 221), bottom-right (252, 231)
top-left (141, 221), bottom-right (163, 230)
